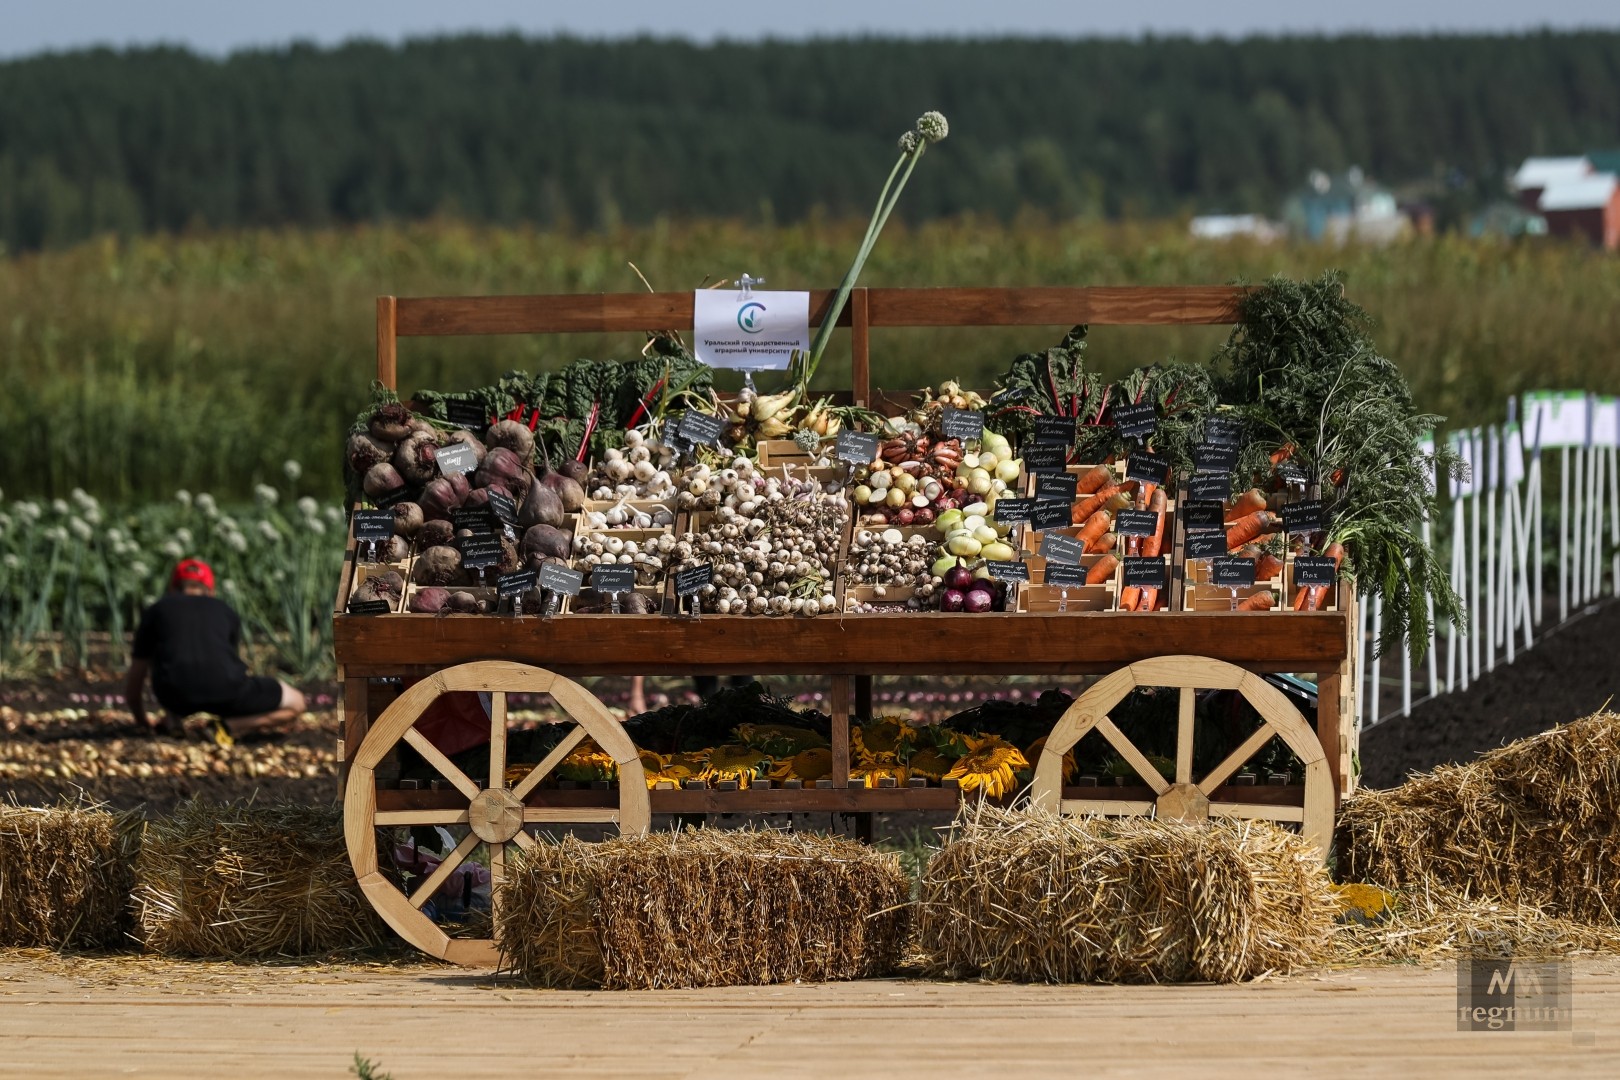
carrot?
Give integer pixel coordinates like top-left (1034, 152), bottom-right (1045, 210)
top-left (1237, 591), bottom-right (1276, 612)
top-left (1071, 482), bottom-right (1121, 523)
top-left (1270, 443), bottom-right (1296, 465)
top-left (1140, 490), bottom-right (1168, 559)
top-left (1076, 464), bottom-right (1113, 495)
top-left (1224, 488), bottom-right (1266, 522)
top-left (1077, 509), bottom-right (1112, 547)
top-left (1293, 541), bottom-right (1346, 611)
top-left (1226, 510), bottom-right (1279, 551)
top-left (1085, 530), bottom-right (1117, 554)
top-left (1254, 551), bottom-right (1283, 581)
top-left (1136, 586), bottom-right (1159, 612)
top-left (1086, 554), bottom-right (1118, 585)
top-left (1118, 586), bottom-right (1141, 612)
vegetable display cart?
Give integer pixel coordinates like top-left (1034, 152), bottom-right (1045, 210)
top-left (335, 286), bottom-right (1360, 965)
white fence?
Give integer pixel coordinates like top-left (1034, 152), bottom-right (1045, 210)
top-left (1359, 391), bottom-right (1620, 729)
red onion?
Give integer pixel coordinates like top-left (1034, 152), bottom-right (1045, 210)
top-left (940, 588), bottom-right (966, 612)
top-left (944, 562), bottom-right (975, 592)
top-left (893, 507), bottom-right (916, 526)
top-left (964, 587), bottom-right (995, 614)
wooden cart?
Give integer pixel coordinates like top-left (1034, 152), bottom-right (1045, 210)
top-left (335, 286), bottom-right (1360, 965)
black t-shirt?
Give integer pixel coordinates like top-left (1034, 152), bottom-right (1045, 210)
top-left (132, 594), bottom-right (251, 711)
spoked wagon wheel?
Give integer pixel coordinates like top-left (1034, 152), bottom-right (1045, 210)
top-left (344, 660), bottom-right (649, 967)
top-left (1030, 655), bottom-right (1332, 854)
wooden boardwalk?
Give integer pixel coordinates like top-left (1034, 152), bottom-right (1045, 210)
top-left (1, 951), bottom-right (1617, 1077)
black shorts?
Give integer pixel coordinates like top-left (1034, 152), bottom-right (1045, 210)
top-left (158, 676), bottom-right (284, 719)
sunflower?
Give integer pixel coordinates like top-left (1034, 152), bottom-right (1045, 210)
top-left (733, 723), bottom-right (828, 757)
top-left (503, 762), bottom-right (536, 787)
top-left (769, 746), bottom-right (832, 783)
top-left (700, 743), bottom-right (772, 788)
top-left (945, 736), bottom-right (1029, 800)
top-left (854, 716), bottom-right (920, 765)
top-left (555, 746), bottom-right (618, 783)
top-left (1022, 736), bottom-right (1077, 784)
top-left (646, 750), bottom-right (710, 788)
top-left (850, 763), bottom-right (906, 786)
top-left (902, 747), bottom-right (954, 782)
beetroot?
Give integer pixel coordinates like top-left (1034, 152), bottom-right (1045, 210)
top-left (446, 470), bottom-right (471, 503)
top-left (445, 428), bottom-right (486, 465)
top-left (418, 519), bottom-right (454, 548)
top-left (347, 432), bottom-right (392, 474)
top-left (557, 459), bottom-right (590, 486)
top-left (413, 545), bottom-right (464, 586)
top-left (394, 430), bottom-right (439, 485)
top-left (409, 587), bottom-right (451, 614)
top-left (517, 476), bottom-right (565, 530)
top-left (419, 477), bottom-right (462, 521)
top-left (475, 447), bottom-right (526, 497)
top-left (461, 486), bottom-right (491, 512)
top-left (363, 462), bottom-right (404, 500)
top-left (541, 471), bottom-right (586, 513)
top-left (384, 535), bottom-right (411, 562)
top-left (390, 502), bottom-right (424, 538)
top-left (497, 536), bottom-right (522, 574)
top-left (368, 403), bottom-right (414, 442)
top-left (520, 524), bottom-right (571, 566)
top-left (485, 420), bottom-right (535, 461)
top-left (446, 590), bottom-right (485, 614)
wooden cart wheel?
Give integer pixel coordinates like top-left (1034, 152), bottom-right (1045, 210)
top-left (1030, 655), bottom-right (1332, 855)
top-left (344, 660), bottom-right (648, 967)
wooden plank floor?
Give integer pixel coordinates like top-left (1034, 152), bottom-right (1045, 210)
top-left (2, 951), bottom-right (1617, 1077)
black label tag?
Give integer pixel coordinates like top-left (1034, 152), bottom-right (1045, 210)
top-left (1032, 415), bottom-right (1077, 446)
top-left (678, 411), bottom-right (727, 448)
top-left (1211, 556), bottom-right (1257, 588)
top-left (984, 559), bottom-right (1030, 582)
top-left (1031, 501), bottom-right (1071, 531)
top-left (1039, 533), bottom-right (1085, 565)
top-left (436, 442), bottom-right (480, 477)
top-left (459, 539), bottom-right (503, 569)
top-left (1044, 562), bottom-right (1089, 587)
top-left (1112, 402), bottom-right (1158, 439)
top-left (1126, 453), bottom-right (1171, 487)
top-left (487, 489), bottom-right (517, 527)
top-left (1276, 459), bottom-right (1308, 485)
top-left (589, 564), bottom-right (637, 594)
top-left (1035, 472), bottom-right (1077, 503)
top-left (674, 563), bottom-right (713, 596)
top-left (353, 510), bottom-right (394, 542)
top-left (1115, 509), bottom-right (1160, 538)
top-left (1293, 556), bottom-right (1338, 587)
top-left (1186, 532), bottom-right (1226, 560)
top-left (1188, 474), bottom-right (1232, 502)
top-left (538, 562), bottom-right (584, 596)
top-left (1023, 444), bottom-right (1067, 473)
top-left (454, 509), bottom-right (495, 536)
top-left (993, 497), bottom-right (1034, 525)
top-left (1182, 501), bottom-right (1225, 533)
top-left (1282, 500), bottom-right (1325, 535)
top-left (940, 407), bottom-right (985, 442)
top-left (1205, 416), bottom-right (1243, 446)
top-left (1194, 444), bottom-right (1239, 474)
top-left (989, 384), bottom-right (1031, 406)
top-left (347, 598), bottom-right (392, 616)
top-left (446, 400), bottom-right (489, 430)
top-left (1123, 557), bottom-right (1168, 589)
top-left (497, 568), bottom-right (539, 597)
top-left (834, 430), bottom-right (880, 464)
top-left (374, 485), bottom-right (417, 509)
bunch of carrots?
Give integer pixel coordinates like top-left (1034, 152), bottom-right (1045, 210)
top-left (1220, 486), bottom-right (1344, 611)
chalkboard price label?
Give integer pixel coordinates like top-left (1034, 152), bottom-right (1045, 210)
top-left (1031, 501), bottom-right (1071, 532)
top-left (1181, 501), bottom-right (1225, 533)
top-left (674, 563), bottom-right (713, 596)
top-left (537, 562), bottom-right (584, 596)
top-left (346, 598), bottom-right (392, 616)
top-left (992, 497), bottom-right (1035, 525)
top-left (1194, 444), bottom-right (1239, 474)
top-left (459, 540), bottom-right (503, 570)
top-left (1032, 415), bottom-right (1077, 446)
top-left (941, 407), bottom-right (986, 442)
top-left (834, 430), bottom-right (880, 464)
top-left (1126, 453), bottom-right (1171, 488)
top-left (1044, 562), bottom-right (1089, 588)
top-left (497, 568), bottom-right (539, 597)
top-left (453, 509), bottom-right (495, 536)
top-left (1039, 532), bottom-right (1085, 566)
top-left (1211, 556), bottom-right (1257, 589)
top-left (1115, 509), bottom-right (1160, 538)
top-left (1282, 500), bottom-right (1325, 535)
top-left (1023, 444), bottom-right (1067, 473)
top-left (436, 442), bottom-right (480, 477)
top-left (1204, 416), bottom-right (1243, 447)
top-left (984, 559), bottom-right (1030, 582)
top-left (678, 410), bottom-right (727, 448)
top-left (1188, 474), bottom-right (1232, 502)
top-left (353, 510), bottom-right (394, 543)
top-left (487, 489), bottom-right (517, 527)
top-left (1123, 557), bottom-right (1168, 590)
top-left (1293, 556), bottom-right (1339, 587)
top-left (589, 564), bottom-right (637, 594)
top-left (445, 400), bottom-right (490, 430)
top-left (1186, 532), bottom-right (1227, 560)
top-left (1276, 459), bottom-right (1308, 485)
top-left (374, 485), bottom-right (417, 509)
top-left (1111, 402), bottom-right (1158, 439)
top-left (1035, 472), bottom-right (1077, 503)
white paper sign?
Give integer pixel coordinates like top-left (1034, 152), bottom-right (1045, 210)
top-left (1520, 391), bottom-right (1590, 449)
top-left (1591, 397), bottom-right (1619, 449)
top-left (1502, 423), bottom-right (1527, 487)
top-left (692, 289), bottom-right (810, 371)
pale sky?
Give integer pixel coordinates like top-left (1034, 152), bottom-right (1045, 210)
top-left (3, 0), bottom-right (1618, 57)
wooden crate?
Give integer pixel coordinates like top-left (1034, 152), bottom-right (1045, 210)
top-left (1017, 584), bottom-right (1115, 612)
top-left (1182, 582), bottom-right (1283, 612)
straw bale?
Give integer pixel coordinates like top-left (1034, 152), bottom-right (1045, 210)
top-left (915, 806), bottom-right (1336, 983)
top-left (1331, 884), bottom-right (1620, 965)
top-left (499, 828), bottom-right (911, 989)
top-left (1337, 711), bottom-right (1620, 923)
top-left (0, 801), bottom-right (139, 949)
top-left (133, 799), bottom-right (389, 958)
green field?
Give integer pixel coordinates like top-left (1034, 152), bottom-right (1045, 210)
top-left (4, 217), bottom-right (1619, 501)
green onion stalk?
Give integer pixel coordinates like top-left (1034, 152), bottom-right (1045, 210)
top-left (793, 111), bottom-right (949, 400)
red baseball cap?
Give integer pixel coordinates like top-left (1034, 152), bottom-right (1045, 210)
top-left (171, 558), bottom-right (216, 590)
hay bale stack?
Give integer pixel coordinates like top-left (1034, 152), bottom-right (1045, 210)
top-left (134, 799), bottom-right (388, 958)
top-left (1337, 711), bottom-right (1620, 923)
top-left (500, 829), bottom-right (911, 989)
top-left (1333, 886), bottom-right (1620, 965)
top-left (0, 802), bottom-right (139, 948)
top-left (915, 806), bottom-right (1336, 983)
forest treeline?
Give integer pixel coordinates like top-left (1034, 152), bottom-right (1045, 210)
top-left (2, 32), bottom-right (1618, 250)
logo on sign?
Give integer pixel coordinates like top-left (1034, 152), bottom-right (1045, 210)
top-left (737, 302), bottom-right (767, 334)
